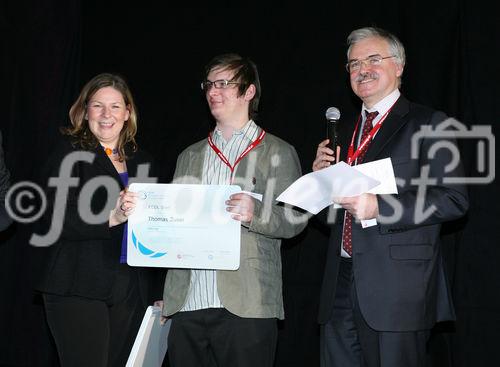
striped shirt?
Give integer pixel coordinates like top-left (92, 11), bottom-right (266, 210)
top-left (180, 119), bottom-right (260, 311)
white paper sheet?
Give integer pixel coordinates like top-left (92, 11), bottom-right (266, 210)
top-left (276, 158), bottom-right (398, 215)
top-left (353, 158), bottom-right (398, 195)
top-left (276, 161), bottom-right (381, 214)
top-left (240, 190), bottom-right (263, 201)
top-left (126, 306), bottom-right (170, 367)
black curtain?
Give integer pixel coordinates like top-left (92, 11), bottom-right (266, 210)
top-left (1, 1), bottom-right (498, 366)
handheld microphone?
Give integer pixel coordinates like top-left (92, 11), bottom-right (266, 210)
top-left (325, 107), bottom-right (341, 161)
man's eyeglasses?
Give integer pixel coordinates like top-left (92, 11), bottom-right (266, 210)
top-left (201, 79), bottom-right (240, 91)
top-left (346, 54), bottom-right (396, 73)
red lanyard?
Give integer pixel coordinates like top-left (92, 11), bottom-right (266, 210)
top-left (207, 129), bottom-right (266, 174)
top-left (347, 102), bottom-right (397, 165)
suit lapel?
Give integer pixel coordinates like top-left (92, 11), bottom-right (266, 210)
top-left (189, 141), bottom-right (207, 180)
top-left (233, 129), bottom-right (267, 179)
top-left (125, 147), bottom-right (139, 185)
top-left (363, 96), bottom-right (410, 162)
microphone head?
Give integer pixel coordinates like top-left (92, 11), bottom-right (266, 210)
top-left (325, 107), bottom-right (341, 121)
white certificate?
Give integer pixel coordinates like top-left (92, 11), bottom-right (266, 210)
top-left (127, 183), bottom-right (241, 270)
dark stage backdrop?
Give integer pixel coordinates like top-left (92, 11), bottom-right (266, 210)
top-left (1, 2), bottom-right (499, 366)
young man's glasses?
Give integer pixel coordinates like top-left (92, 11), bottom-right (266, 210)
top-left (201, 79), bottom-right (240, 91)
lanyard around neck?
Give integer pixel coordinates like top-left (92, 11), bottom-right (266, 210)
top-left (207, 129), bottom-right (266, 174)
top-left (347, 101), bottom-right (397, 165)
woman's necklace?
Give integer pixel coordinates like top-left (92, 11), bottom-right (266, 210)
top-left (103, 146), bottom-right (119, 156)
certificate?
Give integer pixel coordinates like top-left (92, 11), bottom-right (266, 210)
top-left (127, 183), bottom-right (241, 270)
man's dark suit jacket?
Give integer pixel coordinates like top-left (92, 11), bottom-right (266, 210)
top-left (318, 96), bottom-right (469, 332)
top-left (0, 131), bottom-right (12, 231)
top-left (36, 138), bottom-right (163, 305)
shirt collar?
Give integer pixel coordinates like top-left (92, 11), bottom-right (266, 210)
top-left (362, 89), bottom-right (401, 124)
top-left (213, 119), bottom-right (256, 140)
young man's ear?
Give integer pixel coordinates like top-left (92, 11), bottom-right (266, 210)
top-left (244, 84), bottom-right (256, 101)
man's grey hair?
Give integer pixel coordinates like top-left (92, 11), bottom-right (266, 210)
top-left (347, 27), bottom-right (406, 68)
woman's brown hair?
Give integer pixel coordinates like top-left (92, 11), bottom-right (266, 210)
top-left (63, 73), bottom-right (138, 160)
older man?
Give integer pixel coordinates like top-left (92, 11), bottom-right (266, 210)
top-left (313, 27), bottom-right (468, 367)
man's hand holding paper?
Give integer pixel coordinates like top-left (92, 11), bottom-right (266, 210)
top-left (334, 193), bottom-right (379, 221)
top-left (276, 158), bottom-right (398, 219)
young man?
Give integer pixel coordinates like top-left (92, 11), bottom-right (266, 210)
top-left (313, 27), bottom-right (468, 367)
top-left (163, 53), bottom-right (307, 367)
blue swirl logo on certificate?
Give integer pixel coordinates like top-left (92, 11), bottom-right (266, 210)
top-left (131, 230), bottom-right (167, 258)
top-left (127, 183), bottom-right (241, 270)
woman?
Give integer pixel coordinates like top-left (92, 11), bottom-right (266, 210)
top-left (37, 73), bottom-right (163, 367)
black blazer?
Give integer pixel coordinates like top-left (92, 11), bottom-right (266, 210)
top-left (36, 138), bottom-right (164, 304)
top-left (318, 96), bottom-right (469, 331)
top-left (0, 131), bottom-right (12, 231)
